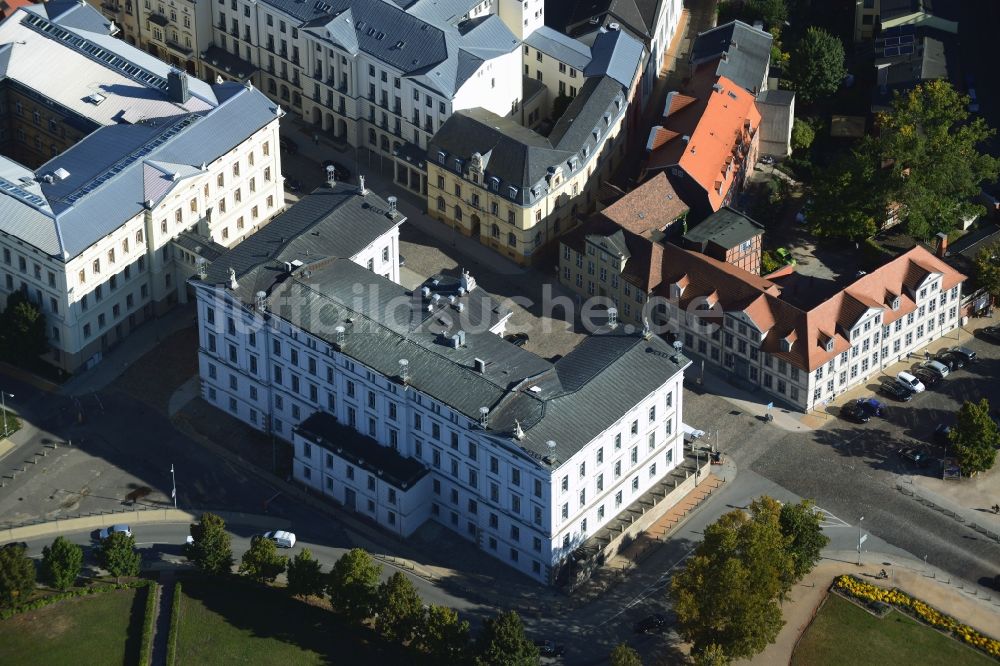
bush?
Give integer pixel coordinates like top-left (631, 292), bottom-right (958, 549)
top-left (0, 580), bottom-right (150, 620)
top-left (165, 582), bottom-right (182, 666)
top-left (41, 536), bottom-right (84, 591)
top-left (791, 118), bottom-right (816, 152)
top-left (140, 582), bottom-right (159, 666)
top-left (861, 238), bottom-right (893, 270)
top-left (761, 250), bottom-right (783, 274)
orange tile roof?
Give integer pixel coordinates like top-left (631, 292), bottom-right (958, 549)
top-left (598, 172), bottom-right (689, 238)
top-left (646, 126), bottom-right (680, 151)
top-left (664, 91), bottom-right (698, 117)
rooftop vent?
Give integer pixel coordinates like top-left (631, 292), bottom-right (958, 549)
top-left (334, 325), bottom-right (346, 348)
top-left (167, 69), bottom-right (190, 104)
top-left (255, 290), bottom-right (267, 312)
top-left (387, 196), bottom-right (398, 218)
top-left (54, 167), bottom-right (71, 181)
top-left (325, 164), bottom-right (336, 185)
top-left (359, 175), bottom-right (367, 195)
top-left (608, 22), bottom-right (620, 30)
top-left (474, 357), bottom-right (486, 373)
top-left (228, 267), bottom-right (239, 291)
top-left (479, 406), bottom-right (489, 429)
top-left (87, 92), bottom-right (106, 105)
top-left (421, 286), bottom-right (431, 299)
top-left (398, 358), bottom-right (409, 382)
top-left (608, 307), bottom-right (618, 328)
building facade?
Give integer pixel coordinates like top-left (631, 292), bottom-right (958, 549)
top-left (0, 3), bottom-right (283, 372)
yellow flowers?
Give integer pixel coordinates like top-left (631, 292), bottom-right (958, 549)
top-left (833, 575), bottom-right (1000, 659)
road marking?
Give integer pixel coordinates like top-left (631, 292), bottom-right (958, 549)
top-left (815, 507), bottom-right (850, 528)
top-left (598, 545), bottom-right (697, 627)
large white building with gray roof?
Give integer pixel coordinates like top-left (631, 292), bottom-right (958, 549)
top-left (192, 180), bottom-right (690, 584)
top-left (0, 2), bottom-right (284, 371)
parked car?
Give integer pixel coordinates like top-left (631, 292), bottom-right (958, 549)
top-left (980, 325), bottom-right (1000, 343)
top-left (98, 524), bottom-right (132, 540)
top-left (933, 423), bottom-right (952, 446)
top-left (919, 359), bottom-right (950, 379)
top-left (857, 398), bottom-right (886, 417)
top-left (261, 530), bottom-right (296, 548)
top-left (913, 368), bottom-right (942, 389)
top-left (2, 541), bottom-right (28, 551)
top-left (949, 346), bottom-right (977, 363)
top-left (279, 136), bottom-right (298, 154)
top-left (533, 640), bottom-right (565, 657)
top-left (504, 332), bottom-right (529, 347)
top-left (896, 371), bottom-right (925, 393)
top-left (897, 446), bottom-right (928, 466)
top-left (880, 380), bottom-right (913, 402)
top-left (634, 613), bottom-right (667, 633)
top-left (842, 401), bottom-right (872, 423)
top-left (775, 247), bottom-right (796, 266)
top-left (935, 351), bottom-right (964, 370)
top-left (322, 160), bottom-right (351, 182)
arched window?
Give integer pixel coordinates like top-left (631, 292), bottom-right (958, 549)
top-left (454, 206), bottom-right (463, 222)
top-left (507, 232), bottom-right (517, 247)
top-left (437, 196), bottom-right (445, 212)
top-left (491, 224), bottom-right (500, 238)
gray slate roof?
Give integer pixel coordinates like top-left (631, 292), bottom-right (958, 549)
top-left (0, 5), bottom-right (280, 261)
top-left (584, 27), bottom-right (645, 88)
top-left (204, 183), bottom-right (404, 297)
top-left (690, 20), bottom-right (772, 93)
top-left (524, 25), bottom-right (593, 70)
top-left (682, 206), bottom-right (763, 251)
top-left (756, 88), bottom-right (795, 106)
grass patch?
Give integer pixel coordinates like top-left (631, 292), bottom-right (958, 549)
top-left (0, 407), bottom-right (20, 437)
top-left (175, 576), bottom-right (409, 665)
top-left (792, 594), bottom-right (996, 666)
top-left (0, 587), bottom-right (142, 665)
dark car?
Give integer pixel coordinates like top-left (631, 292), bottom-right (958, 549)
top-left (897, 446), bottom-right (928, 466)
top-left (533, 640), bottom-right (565, 657)
top-left (857, 398), bottom-right (886, 417)
top-left (949, 346), bottom-right (977, 363)
top-left (322, 160), bottom-right (351, 182)
top-left (842, 401), bottom-right (872, 423)
top-left (980, 325), bottom-right (1000, 343)
top-left (504, 332), bottom-right (529, 347)
top-left (879, 380), bottom-right (913, 402)
top-left (933, 423), bottom-right (952, 446)
top-left (634, 613), bottom-right (667, 633)
top-left (279, 136), bottom-right (298, 154)
top-left (935, 351), bottom-right (965, 370)
top-left (913, 368), bottom-right (942, 389)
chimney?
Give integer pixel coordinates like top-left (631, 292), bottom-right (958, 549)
top-left (359, 175), bottom-right (368, 195)
top-left (935, 232), bottom-right (948, 258)
top-left (325, 164), bottom-right (336, 186)
top-left (474, 357), bottom-right (486, 373)
top-left (398, 359), bottom-right (409, 382)
top-left (479, 406), bottom-right (489, 429)
top-left (167, 70), bottom-right (190, 104)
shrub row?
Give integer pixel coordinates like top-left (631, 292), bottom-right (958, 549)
top-left (834, 574), bottom-right (1000, 660)
top-left (0, 579), bottom-right (151, 620)
top-left (139, 582), bottom-right (159, 666)
top-left (165, 582), bottom-right (182, 666)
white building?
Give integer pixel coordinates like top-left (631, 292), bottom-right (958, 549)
top-left (192, 185), bottom-right (690, 583)
top-left (0, 3), bottom-right (283, 371)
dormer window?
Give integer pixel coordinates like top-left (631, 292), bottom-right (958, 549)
top-left (671, 283), bottom-right (683, 299)
top-left (453, 158), bottom-right (462, 173)
top-left (437, 150), bottom-right (446, 165)
top-left (489, 176), bottom-right (499, 191)
top-left (508, 185), bottom-right (518, 199)
top-left (825, 339), bottom-right (834, 353)
top-left (781, 338), bottom-right (792, 352)
top-left (891, 297), bottom-right (900, 310)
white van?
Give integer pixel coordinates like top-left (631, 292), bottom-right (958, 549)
top-left (896, 371), bottom-right (925, 393)
top-left (262, 530), bottom-right (296, 548)
top-left (920, 359), bottom-right (950, 379)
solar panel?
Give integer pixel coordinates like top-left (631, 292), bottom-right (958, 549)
top-left (899, 44), bottom-right (914, 55)
top-left (883, 47), bottom-right (899, 57)
top-left (0, 178), bottom-right (47, 209)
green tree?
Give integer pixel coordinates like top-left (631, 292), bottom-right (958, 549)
top-left (0, 543), bottom-right (36, 608)
top-left (693, 643), bottom-right (729, 666)
top-left (610, 642), bottom-right (643, 666)
top-left (810, 146), bottom-right (884, 240)
top-left (474, 610), bottom-right (539, 666)
top-left (973, 241), bottom-right (1000, 303)
top-left (790, 118), bottom-right (815, 152)
top-left (40, 536), bottom-right (83, 591)
top-left (374, 571), bottom-right (423, 643)
top-left (670, 497), bottom-right (792, 661)
top-left (99, 531), bottom-right (141, 582)
top-left (0, 291), bottom-right (48, 362)
top-left (239, 536), bottom-right (287, 584)
top-left (949, 399), bottom-right (1000, 475)
top-left (326, 548), bottom-right (381, 624)
top-left (874, 80), bottom-right (1000, 239)
top-left (187, 512), bottom-right (234, 576)
top-left (414, 604), bottom-right (472, 662)
top-left (779, 500), bottom-right (829, 584)
top-left (746, 0), bottom-right (787, 27)
top-left (786, 28), bottom-right (846, 104)
top-left (286, 548), bottom-right (325, 599)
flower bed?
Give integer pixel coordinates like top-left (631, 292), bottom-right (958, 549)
top-left (833, 574), bottom-right (1000, 660)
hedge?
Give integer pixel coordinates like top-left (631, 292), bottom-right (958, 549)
top-left (165, 581), bottom-right (182, 666)
top-left (0, 579), bottom-right (151, 620)
top-left (139, 582), bottom-right (159, 666)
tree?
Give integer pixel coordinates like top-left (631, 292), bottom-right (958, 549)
top-left (375, 571), bottom-right (423, 643)
top-left (809, 146), bottom-right (884, 240)
top-left (239, 535), bottom-right (287, 584)
top-left (0, 543), bottom-right (35, 608)
top-left (40, 536), bottom-right (83, 591)
top-left (286, 549), bottom-right (324, 599)
top-left (693, 643), bottom-right (729, 666)
top-left (874, 80), bottom-right (999, 239)
top-left (187, 512), bottom-right (233, 576)
top-left (949, 399), bottom-right (1000, 475)
top-left (786, 28), bottom-right (846, 104)
top-left (779, 500), bottom-right (829, 584)
top-left (326, 548), bottom-right (381, 624)
top-left (474, 610), bottom-right (539, 666)
top-left (414, 604), bottom-right (472, 662)
top-left (670, 497), bottom-right (792, 661)
top-left (610, 642), bottom-right (643, 666)
top-left (973, 241), bottom-right (1000, 304)
top-left (0, 291), bottom-right (48, 362)
top-left (745, 0), bottom-right (787, 28)
top-left (99, 531), bottom-right (141, 582)
top-left (790, 118), bottom-right (815, 152)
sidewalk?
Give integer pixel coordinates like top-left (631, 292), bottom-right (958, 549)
top-left (742, 550), bottom-right (1000, 666)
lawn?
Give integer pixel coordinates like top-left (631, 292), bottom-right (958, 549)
top-left (175, 577), bottom-right (409, 665)
top-left (792, 593), bottom-right (996, 666)
top-left (0, 588), bottom-right (143, 665)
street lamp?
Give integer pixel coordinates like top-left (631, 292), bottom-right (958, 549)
top-left (1, 391), bottom-right (13, 438)
top-left (170, 464), bottom-right (177, 509)
top-left (857, 516), bottom-right (864, 566)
